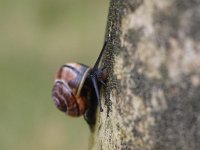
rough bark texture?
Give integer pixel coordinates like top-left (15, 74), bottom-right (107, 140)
top-left (91, 0), bottom-right (200, 149)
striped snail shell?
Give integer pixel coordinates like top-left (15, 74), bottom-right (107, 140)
top-left (52, 63), bottom-right (90, 117)
top-left (51, 41), bottom-right (108, 118)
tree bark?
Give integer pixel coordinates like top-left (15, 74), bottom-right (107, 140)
top-left (91, 0), bottom-right (200, 149)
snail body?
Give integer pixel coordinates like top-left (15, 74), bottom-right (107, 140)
top-left (52, 42), bottom-right (108, 117)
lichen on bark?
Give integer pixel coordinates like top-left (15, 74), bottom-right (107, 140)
top-left (91, 0), bottom-right (200, 150)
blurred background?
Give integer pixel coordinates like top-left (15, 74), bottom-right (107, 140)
top-left (0, 0), bottom-right (108, 150)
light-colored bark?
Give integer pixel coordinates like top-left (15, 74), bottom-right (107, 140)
top-left (91, 0), bottom-right (200, 149)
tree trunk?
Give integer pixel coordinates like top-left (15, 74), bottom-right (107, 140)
top-left (91, 0), bottom-right (200, 149)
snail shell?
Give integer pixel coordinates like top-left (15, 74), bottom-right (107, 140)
top-left (52, 63), bottom-right (90, 117)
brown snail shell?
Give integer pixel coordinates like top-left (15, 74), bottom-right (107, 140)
top-left (52, 41), bottom-right (108, 120)
top-left (52, 63), bottom-right (90, 117)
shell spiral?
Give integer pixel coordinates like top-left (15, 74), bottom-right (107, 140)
top-left (52, 63), bottom-right (91, 117)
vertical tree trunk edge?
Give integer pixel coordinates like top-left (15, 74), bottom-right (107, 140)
top-left (91, 0), bottom-right (200, 150)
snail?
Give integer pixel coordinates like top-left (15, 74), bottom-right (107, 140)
top-left (52, 41), bottom-right (108, 118)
